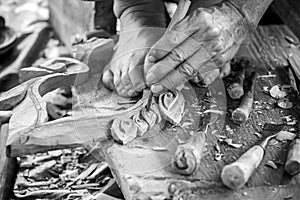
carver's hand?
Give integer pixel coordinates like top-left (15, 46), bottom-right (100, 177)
top-left (144, 2), bottom-right (250, 93)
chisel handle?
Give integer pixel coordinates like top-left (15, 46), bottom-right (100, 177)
top-left (285, 138), bottom-right (300, 176)
top-left (221, 145), bottom-right (264, 190)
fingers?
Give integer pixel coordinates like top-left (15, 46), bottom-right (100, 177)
top-left (202, 68), bottom-right (220, 85)
top-left (102, 70), bottom-right (114, 90)
top-left (145, 26), bottom-right (222, 86)
top-left (219, 62), bottom-right (231, 78)
top-left (145, 29), bottom-right (189, 71)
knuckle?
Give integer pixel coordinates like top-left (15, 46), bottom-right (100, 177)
top-left (178, 62), bottom-right (198, 78)
top-left (169, 48), bottom-right (185, 63)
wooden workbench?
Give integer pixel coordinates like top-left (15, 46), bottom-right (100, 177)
top-left (95, 25), bottom-right (300, 199)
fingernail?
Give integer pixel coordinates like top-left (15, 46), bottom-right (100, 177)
top-left (127, 89), bottom-right (135, 96)
top-left (148, 55), bottom-right (156, 63)
top-left (219, 72), bottom-right (224, 78)
top-left (136, 83), bottom-right (146, 91)
top-left (146, 73), bottom-right (155, 84)
top-left (151, 84), bottom-right (163, 93)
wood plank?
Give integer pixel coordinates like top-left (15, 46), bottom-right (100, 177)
top-left (272, 0), bottom-right (300, 40)
top-left (0, 123), bottom-right (18, 200)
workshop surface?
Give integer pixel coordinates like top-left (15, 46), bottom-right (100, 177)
top-left (0, 1), bottom-right (300, 199)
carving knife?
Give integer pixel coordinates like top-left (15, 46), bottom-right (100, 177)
top-left (146, 0), bottom-right (191, 111)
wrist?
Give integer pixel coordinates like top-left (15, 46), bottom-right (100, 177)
top-left (114, 0), bottom-right (166, 30)
top-left (225, 0), bottom-right (273, 32)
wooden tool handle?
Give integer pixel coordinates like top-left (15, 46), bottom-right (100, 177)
top-left (285, 138), bottom-right (300, 176)
top-left (232, 71), bottom-right (256, 124)
top-left (221, 145), bottom-right (264, 190)
top-left (227, 67), bottom-right (245, 100)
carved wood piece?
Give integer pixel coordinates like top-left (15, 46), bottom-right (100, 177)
top-left (172, 130), bottom-right (206, 175)
top-left (158, 90), bottom-right (185, 124)
top-left (111, 118), bottom-right (138, 145)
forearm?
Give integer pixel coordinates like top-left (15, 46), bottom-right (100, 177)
top-left (226, 0), bottom-right (273, 32)
top-left (114, 0), bottom-right (166, 29)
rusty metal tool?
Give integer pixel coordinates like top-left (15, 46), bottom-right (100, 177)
top-left (146, 0), bottom-right (191, 111)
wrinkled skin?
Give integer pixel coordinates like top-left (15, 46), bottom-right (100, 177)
top-left (102, 0), bottom-right (249, 96)
top-left (144, 2), bottom-right (249, 93)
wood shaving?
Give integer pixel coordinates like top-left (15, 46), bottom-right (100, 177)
top-left (203, 110), bottom-right (225, 115)
top-left (277, 99), bottom-right (293, 109)
top-left (214, 153), bottom-right (223, 161)
top-left (269, 85), bottom-right (288, 99)
top-left (263, 86), bottom-right (269, 92)
top-left (287, 119), bottom-right (298, 126)
top-left (224, 139), bottom-right (242, 149)
top-left (265, 160), bottom-right (277, 169)
top-left (152, 146), bottom-right (168, 151)
top-left (225, 125), bottom-right (234, 135)
top-left (276, 131), bottom-right (296, 142)
top-left (281, 115), bottom-right (293, 122)
top-left (254, 132), bottom-right (263, 138)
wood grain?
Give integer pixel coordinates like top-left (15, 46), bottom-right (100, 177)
top-left (0, 124), bottom-right (18, 200)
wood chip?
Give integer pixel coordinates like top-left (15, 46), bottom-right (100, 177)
top-left (269, 85), bottom-right (288, 99)
top-left (276, 131), bottom-right (296, 142)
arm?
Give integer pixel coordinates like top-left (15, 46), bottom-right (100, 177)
top-left (144, 0), bottom-right (273, 93)
top-left (114, 0), bottom-right (167, 29)
top-left (228, 0), bottom-right (273, 32)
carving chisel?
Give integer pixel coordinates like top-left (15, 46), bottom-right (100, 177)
top-left (146, 0), bottom-right (191, 111)
top-left (221, 127), bottom-right (280, 190)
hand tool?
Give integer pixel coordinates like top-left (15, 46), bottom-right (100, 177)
top-left (146, 0), bottom-right (191, 111)
top-left (285, 122), bottom-right (300, 176)
top-left (231, 71), bottom-right (257, 124)
top-left (227, 66), bottom-right (245, 100)
top-left (221, 126), bottom-right (281, 190)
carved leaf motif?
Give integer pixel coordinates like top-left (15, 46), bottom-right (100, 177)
top-left (111, 118), bottom-right (138, 145)
top-left (133, 114), bottom-right (148, 137)
top-left (141, 108), bottom-right (157, 128)
top-left (158, 90), bottom-right (185, 124)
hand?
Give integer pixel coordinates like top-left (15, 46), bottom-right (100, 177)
top-left (144, 2), bottom-right (250, 93)
top-left (102, 28), bottom-right (164, 97)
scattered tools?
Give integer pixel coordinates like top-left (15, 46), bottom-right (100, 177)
top-left (227, 67), bottom-right (245, 100)
top-left (145, 0), bottom-right (191, 111)
top-left (221, 127), bottom-right (280, 190)
top-left (285, 124), bottom-right (300, 176)
top-left (232, 71), bottom-right (257, 124)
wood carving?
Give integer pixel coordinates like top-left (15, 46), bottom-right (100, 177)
top-left (111, 118), bottom-right (138, 145)
top-left (3, 57), bottom-right (165, 156)
top-left (133, 114), bottom-right (148, 137)
top-left (158, 90), bottom-right (185, 124)
top-left (172, 130), bottom-right (206, 175)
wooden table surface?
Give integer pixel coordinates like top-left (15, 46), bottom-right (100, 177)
top-left (96, 25), bottom-right (300, 200)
